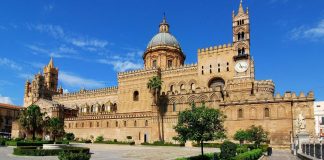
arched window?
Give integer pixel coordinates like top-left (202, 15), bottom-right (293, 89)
top-left (265, 108), bottom-right (270, 118)
top-left (191, 83), bottom-right (196, 91)
top-left (124, 121), bottom-right (127, 127)
top-left (238, 109), bottom-right (243, 118)
top-left (90, 105), bottom-right (94, 112)
top-left (202, 66), bottom-right (204, 75)
top-left (133, 91), bottom-right (139, 101)
top-left (238, 33), bottom-right (241, 40)
top-left (152, 60), bottom-right (157, 68)
top-left (145, 120), bottom-right (148, 127)
top-left (180, 84), bottom-right (185, 90)
top-left (208, 77), bottom-right (225, 90)
top-left (226, 62), bottom-right (229, 71)
top-left (97, 122), bottom-right (100, 127)
top-left (241, 32), bottom-right (245, 40)
top-left (168, 60), bottom-right (172, 68)
top-left (170, 85), bottom-right (174, 92)
top-left (75, 123), bottom-right (78, 128)
top-left (89, 122), bottom-right (92, 128)
top-left (173, 103), bottom-right (176, 112)
top-left (106, 121), bottom-right (109, 127)
top-left (82, 122), bottom-right (84, 127)
top-left (210, 65), bottom-right (212, 74)
top-left (134, 120), bottom-right (137, 127)
top-left (101, 104), bottom-right (104, 112)
top-left (115, 121), bottom-right (118, 127)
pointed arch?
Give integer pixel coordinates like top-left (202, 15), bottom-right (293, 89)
top-left (250, 107), bottom-right (256, 119)
top-left (187, 95), bottom-right (196, 104)
top-left (198, 94), bottom-right (208, 103)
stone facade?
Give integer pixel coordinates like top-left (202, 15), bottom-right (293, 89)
top-left (20, 1), bottom-right (315, 146)
top-left (0, 103), bottom-right (20, 137)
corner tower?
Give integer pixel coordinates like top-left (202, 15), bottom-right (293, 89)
top-left (43, 57), bottom-right (58, 91)
top-left (143, 16), bottom-right (185, 70)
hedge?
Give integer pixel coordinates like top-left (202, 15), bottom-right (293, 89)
top-left (141, 141), bottom-right (184, 147)
top-left (58, 151), bottom-right (91, 160)
top-left (175, 153), bottom-right (216, 160)
top-left (233, 149), bottom-right (263, 160)
top-left (94, 140), bottom-right (135, 145)
top-left (13, 146), bottom-right (90, 156)
top-left (192, 142), bottom-right (222, 148)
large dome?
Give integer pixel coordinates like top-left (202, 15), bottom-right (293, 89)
top-left (147, 32), bottom-right (181, 49)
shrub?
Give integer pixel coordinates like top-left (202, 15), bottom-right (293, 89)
top-left (95, 136), bottom-right (104, 142)
top-left (0, 138), bottom-right (8, 146)
top-left (220, 141), bottom-right (237, 160)
top-left (234, 149), bottom-right (263, 160)
top-left (6, 140), bottom-right (18, 146)
top-left (58, 152), bottom-right (91, 160)
top-left (236, 145), bottom-right (249, 154)
top-left (95, 139), bottom-right (135, 145)
top-left (126, 136), bottom-right (132, 140)
top-left (64, 133), bottom-right (75, 141)
top-left (113, 139), bottom-right (117, 142)
top-left (36, 137), bottom-right (42, 141)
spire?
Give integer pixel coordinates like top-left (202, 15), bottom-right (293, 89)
top-left (238, 0), bottom-right (245, 15)
top-left (159, 13), bottom-right (169, 33)
top-left (48, 57), bottom-right (54, 68)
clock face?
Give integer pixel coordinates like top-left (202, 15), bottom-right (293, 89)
top-left (235, 61), bottom-right (249, 73)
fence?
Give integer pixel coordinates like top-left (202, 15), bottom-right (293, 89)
top-left (299, 143), bottom-right (324, 159)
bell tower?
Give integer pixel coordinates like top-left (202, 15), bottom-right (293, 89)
top-left (43, 57), bottom-right (58, 91)
top-left (232, 0), bottom-right (250, 59)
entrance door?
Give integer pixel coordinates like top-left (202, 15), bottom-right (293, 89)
top-left (144, 134), bottom-right (147, 143)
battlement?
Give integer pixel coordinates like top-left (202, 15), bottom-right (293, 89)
top-left (53, 86), bottom-right (118, 100)
top-left (198, 43), bottom-right (233, 55)
top-left (162, 63), bottom-right (198, 75)
top-left (274, 91), bottom-right (314, 101)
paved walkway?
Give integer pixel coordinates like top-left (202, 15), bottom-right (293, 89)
top-left (0, 144), bottom-right (218, 160)
top-left (267, 149), bottom-right (299, 160)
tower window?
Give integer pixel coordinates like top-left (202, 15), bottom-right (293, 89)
top-left (241, 32), bottom-right (245, 40)
top-left (116, 121), bottom-right (118, 127)
top-left (238, 48), bottom-right (246, 56)
top-left (89, 122), bottom-right (92, 128)
top-left (173, 103), bottom-right (176, 112)
top-left (152, 60), bottom-right (157, 68)
top-left (134, 120), bottom-right (137, 127)
top-left (145, 120), bottom-right (148, 127)
top-left (107, 121), bottom-right (109, 127)
top-left (124, 121), bottom-right (127, 127)
top-left (238, 109), bottom-right (243, 118)
top-left (265, 108), bottom-right (270, 118)
top-left (168, 60), bottom-right (173, 68)
top-left (210, 65), bottom-right (212, 74)
top-left (227, 62), bottom-right (229, 71)
top-left (170, 85), bottom-right (174, 92)
top-left (201, 66), bottom-right (204, 75)
top-left (97, 122), bottom-right (100, 127)
top-left (82, 122), bottom-right (84, 127)
top-left (133, 91), bottom-right (139, 101)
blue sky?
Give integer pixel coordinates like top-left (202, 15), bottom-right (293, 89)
top-left (0, 0), bottom-right (324, 105)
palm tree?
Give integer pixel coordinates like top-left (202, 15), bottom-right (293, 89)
top-left (147, 76), bottom-right (163, 105)
top-left (18, 105), bottom-right (45, 141)
top-left (147, 75), bottom-right (164, 141)
top-left (45, 117), bottom-right (64, 142)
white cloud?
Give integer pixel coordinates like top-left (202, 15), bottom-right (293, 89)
top-left (290, 19), bottom-right (324, 41)
top-left (60, 71), bottom-right (105, 89)
top-left (44, 4), bottom-right (54, 12)
top-left (98, 59), bottom-right (142, 72)
top-left (0, 58), bottom-right (22, 71)
top-left (70, 38), bottom-right (108, 48)
top-left (0, 95), bottom-right (13, 104)
top-left (28, 24), bottom-right (109, 50)
top-left (26, 44), bottom-right (74, 58)
top-left (18, 73), bottom-right (34, 80)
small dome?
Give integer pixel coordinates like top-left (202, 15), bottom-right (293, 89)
top-left (147, 32), bottom-right (181, 49)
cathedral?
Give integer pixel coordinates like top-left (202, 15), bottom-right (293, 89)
top-left (17, 2), bottom-right (315, 146)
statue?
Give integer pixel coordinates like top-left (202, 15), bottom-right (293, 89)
top-left (297, 112), bottom-right (306, 133)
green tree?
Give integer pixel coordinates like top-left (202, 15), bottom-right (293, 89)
top-left (18, 105), bottom-right (46, 141)
top-left (147, 76), bottom-right (163, 105)
top-left (234, 129), bottom-right (249, 145)
top-left (173, 103), bottom-right (226, 156)
top-left (46, 117), bottom-right (65, 142)
top-left (246, 125), bottom-right (269, 148)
